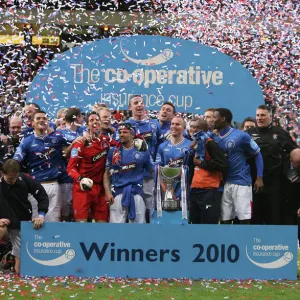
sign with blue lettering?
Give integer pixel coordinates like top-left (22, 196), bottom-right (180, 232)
top-left (21, 223), bottom-right (297, 279)
top-left (27, 36), bottom-right (263, 121)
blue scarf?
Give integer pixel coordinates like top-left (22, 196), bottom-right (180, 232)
top-left (113, 185), bottom-right (143, 220)
top-left (193, 131), bottom-right (214, 160)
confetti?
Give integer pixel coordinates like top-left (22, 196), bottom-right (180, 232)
top-left (0, 1), bottom-right (298, 140)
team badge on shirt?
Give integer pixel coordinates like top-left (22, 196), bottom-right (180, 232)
top-left (226, 140), bottom-right (235, 149)
top-left (180, 146), bottom-right (190, 154)
top-left (101, 140), bottom-right (110, 148)
top-left (150, 123), bottom-right (157, 129)
top-left (133, 151), bottom-right (142, 161)
top-left (71, 148), bottom-right (78, 158)
top-left (273, 134), bottom-right (278, 140)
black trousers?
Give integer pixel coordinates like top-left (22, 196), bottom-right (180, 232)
top-left (189, 190), bottom-right (222, 224)
top-left (282, 201), bottom-right (300, 244)
top-left (251, 183), bottom-right (281, 225)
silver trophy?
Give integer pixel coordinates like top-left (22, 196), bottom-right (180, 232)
top-left (159, 166), bottom-right (182, 211)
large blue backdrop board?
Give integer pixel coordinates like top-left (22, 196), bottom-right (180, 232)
top-left (21, 222), bottom-right (297, 279)
top-left (27, 36), bottom-right (264, 121)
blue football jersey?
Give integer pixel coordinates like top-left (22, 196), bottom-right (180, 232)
top-left (156, 138), bottom-right (192, 167)
top-left (57, 127), bottom-right (82, 145)
top-left (213, 127), bottom-right (260, 186)
top-left (126, 118), bottom-right (162, 160)
top-left (14, 131), bottom-right (68, 182)
top-left (57, 127), bottom-right (84, 183)
top-left (160, 121), bottom-right (171, 137)
top-left (106, 146), bottom-right (154, 188)
top-left (156, 138), bottom-right (192, 200)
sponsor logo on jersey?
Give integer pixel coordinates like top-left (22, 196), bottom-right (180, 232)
top-left (168, 158), bottom-right (183, 167)
top-left (141, 131), bottom-right (153, 140)
top-left (273, 134), bottom-right (278, 140)
top-left (39, 148), bottom-right (56, 159)
top-left (92, 150), bottom-right (108, 162)
top-left (120, 162), bottom-right (137, 172)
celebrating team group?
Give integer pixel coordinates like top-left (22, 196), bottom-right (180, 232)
top-left (0, 94), bottom-right (300, 273)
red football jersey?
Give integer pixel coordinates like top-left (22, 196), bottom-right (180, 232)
top-left (67, 135), bottom-right (111, 184)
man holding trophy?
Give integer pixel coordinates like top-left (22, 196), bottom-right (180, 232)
top-left (154, 117), bottom-right (192, 224)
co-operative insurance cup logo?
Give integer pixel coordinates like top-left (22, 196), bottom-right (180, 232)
top-left (120, 39), bottom-right (174, 66)
top-left (26, 238), bottom-right (76, 267)
top-left (27, 35), bottom-right (264, 121)
top-left (246, 238), bottom-right (293, 269)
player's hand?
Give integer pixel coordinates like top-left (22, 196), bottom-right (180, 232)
top-left (0, 219), bottom-right (10, 227)
top-left (109, 126), bottom-right (116, 133)
top-left (83, 131), bottom-right (91, 141)
top-left (46, 126), bottom-right (54, 135)
top-left (32, 216), bottom-right (45, 229)
top-left (106, 193), bottom-right (114, 205)
top-left (213, 129), bottom-right (219, 136)
top-left (297, 208), bottom-right (300, 217)
top-left (80, 178), bottom-right (93, 191)
top-left (193, 157), bottom-right (203, 167)
top-left (134, 139), bottom-right (148, 151)
top-left (0, 135), bottom-right (8, 145)
top-left (254, 177), bottom-right (264, 193)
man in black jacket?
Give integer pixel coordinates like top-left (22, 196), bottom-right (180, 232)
top-left (0, 159), bottom-right (49, 274)
top-left (248, 105), bottom-right (297, 224)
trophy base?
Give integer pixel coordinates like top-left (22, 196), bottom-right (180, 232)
top-left (162, 204), bottom-right (180, 211)
top-left (162, 200), bottom-right (180, 211)
top-left (150, 211), bottom-right (189, 225)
